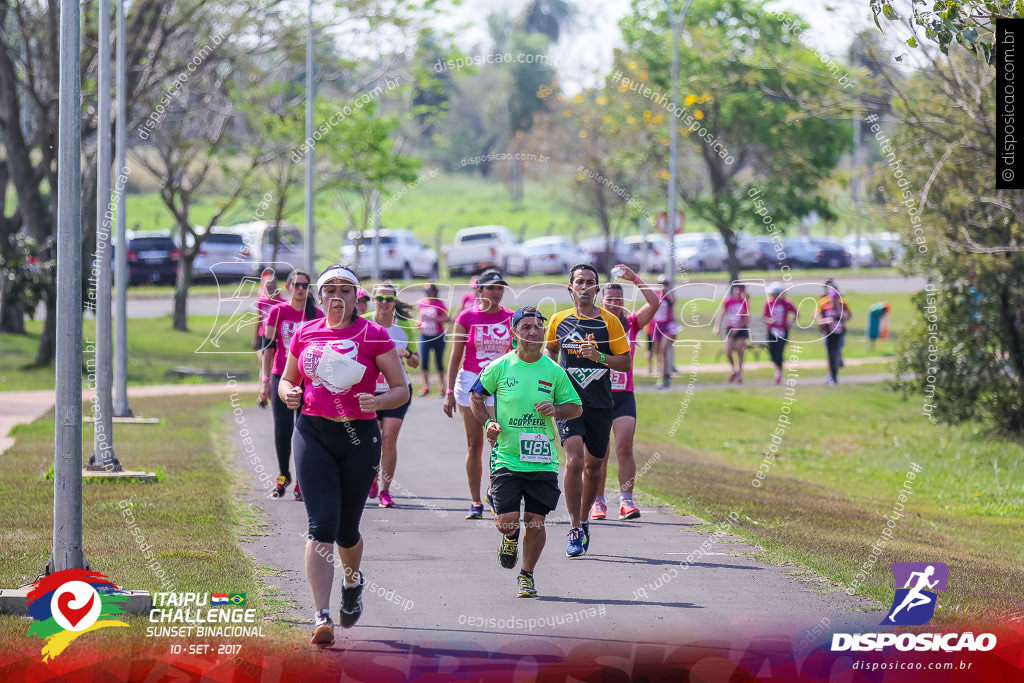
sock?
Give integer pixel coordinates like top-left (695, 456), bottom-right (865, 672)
top-left (343, 571), bottom-right (361, 589)
top-left (620, 493), bottom-right (634, 507)
top-left (594, 495), bottom-right (605, 504)
top-left (315, 608), bottom-right (330, 621)
top-left (506, 528), bottom-right (520, 540)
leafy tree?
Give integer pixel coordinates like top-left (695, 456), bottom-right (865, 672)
top-left (866, 0), bottom-right (1018, 62)
top-left (619, 0), bottom-right (854, 281)
top-left (881, 47), bottom-right (1024, 433)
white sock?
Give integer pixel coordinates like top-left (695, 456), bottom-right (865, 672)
top-left (343, 571), bottom-right (361, 589)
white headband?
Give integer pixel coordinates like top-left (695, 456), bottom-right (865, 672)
top-left (316, 266), bottom-right (360, 293)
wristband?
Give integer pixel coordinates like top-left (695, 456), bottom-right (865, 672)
top-left (633, 276), bottom-right (641, 285)
top-left (599, 352), bottom-right (606, 364)
top-left (446, 389), bottom-right (455, 394)
top-left (262, 376), bottom-right (271, 382)
top-left (484, 418), bottom-right (495, 429)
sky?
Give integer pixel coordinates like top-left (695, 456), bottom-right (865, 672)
top-left (437, 0), bottom-right (893, 91)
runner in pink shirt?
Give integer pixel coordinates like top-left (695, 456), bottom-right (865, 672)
top-left (416, 283), bottom-right (450, 397)
top-left (278, 264), bottom-right (408, 645)
top-left (254, 270), bottom-right (284, 387)
top-left (762, 282), bottom-right (798, 384)
top-left (443, 269), bottom-right (513, 519)
top-left (713, 283), bottom-right (751, 383)
top-left (259, 270), bottom-right (323, 500)
top-left (592, 265), bottom-right (660, 521)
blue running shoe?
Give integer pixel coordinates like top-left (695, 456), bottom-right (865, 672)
top-left (465, 503), bottom-right (484, 520)
top-left (581, 522), bottom-right (590, 555)
top-left (566, 527), bottom-right (584, 558)
top-left (485, 489), bottom-right (496, 516)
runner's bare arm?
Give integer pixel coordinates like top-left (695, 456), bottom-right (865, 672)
top-left (372, 349), bottom-right (411, 411)
top-left (633, 276), bottom-right (662, 329)
top-left (468, 390), bottom-right (493, 426)
top-left (278, 352), bottom-right (304, 409)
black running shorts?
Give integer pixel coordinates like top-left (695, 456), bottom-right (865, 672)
top-left (556, 407), bottom-right (612, 460)
top-left (612, 390), bottom-right (637, 421)
top-left (490, 467), bottom-right (561, 516)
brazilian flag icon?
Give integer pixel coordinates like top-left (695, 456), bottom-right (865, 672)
top-left (228, 594), bottom-right (246, 606)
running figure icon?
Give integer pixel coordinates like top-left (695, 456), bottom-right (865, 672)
top-left (887, 565), bottom-right (940, 622)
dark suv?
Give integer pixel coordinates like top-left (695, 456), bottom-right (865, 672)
top-left (126, 232), bottom-right (179, 285)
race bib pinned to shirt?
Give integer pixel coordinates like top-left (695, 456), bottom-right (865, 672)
top-left (610, 370), bottom-right (627, 391)
top-left (568, 366), bottom-right (608, 388)
top-left (315, 342), bottom-right (366, 392)
top-left (519, 432), bottom-right (554, 463)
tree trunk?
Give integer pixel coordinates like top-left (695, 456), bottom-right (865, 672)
top-left (34, 299), bottom-right (56, 365)
top-left (173, 254), bottom-right (193, 331)
top-left (0, 281), bottom-right (25, 333)
top-left (720, 227), bottom-right (740, 283)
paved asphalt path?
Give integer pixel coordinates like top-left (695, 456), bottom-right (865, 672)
top-left (228, 388), bottom-right (887, 666)
top-left (124, 274), bottom-right (926, 318)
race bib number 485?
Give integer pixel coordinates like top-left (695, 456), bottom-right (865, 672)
top-left (518, 432), bottom-right (553, 463)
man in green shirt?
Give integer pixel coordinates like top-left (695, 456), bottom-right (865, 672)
top-left (470, 306), bottom-right (582, 598)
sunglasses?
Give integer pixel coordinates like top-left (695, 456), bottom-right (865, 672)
top-left (293, 282), bottom-right (310, 289)
top-left (375, 295), bottom-right (396, 302)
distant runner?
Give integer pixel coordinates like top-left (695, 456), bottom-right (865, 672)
top-left (470, 306), bottom-right (581, 597)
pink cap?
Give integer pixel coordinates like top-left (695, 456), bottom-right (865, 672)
top-left (356, 288), bottom-right (370, 301)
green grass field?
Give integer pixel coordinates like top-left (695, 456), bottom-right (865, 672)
top-left (0, 393), bottom-right (302, 644)
top-left (622, 384), bottom-right (1024, 621)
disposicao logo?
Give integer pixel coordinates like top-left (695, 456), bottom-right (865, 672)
top-left (883, 562), bottom-right (948, 625)
top-left (831, 562), bottom-right (996, 653)
top-left (26, 569), bottom-right (130, 661)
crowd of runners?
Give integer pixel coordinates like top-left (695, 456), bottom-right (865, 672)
top-left (249, 264), bottom-right (850, 645)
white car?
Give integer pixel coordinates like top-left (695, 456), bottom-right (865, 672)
top-left (188, 222), bottom-right (305, 282)
top-left (673, 232), bottom-right (727, 272)
top-left (841, 232), bottom-right (904, 267)
top-left (623, 234), bottom-right (669, 273)
top-left (340, 229), bottom-right (439, 280)
top-left (444, 225), bottom-right (528, 277)
top-left (523, 237), bottom-right (588, 275)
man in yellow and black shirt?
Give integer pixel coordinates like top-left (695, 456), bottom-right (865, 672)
top-left (546, 264), bottom-right (631, 558)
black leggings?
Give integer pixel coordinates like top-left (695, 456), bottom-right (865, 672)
top-left (825, 332), bottom-right (844, 380)
top-left (768, 332), bottom-right (787, 370)
top-left (293, 415), bottom-right (381, 548)
top-left (269, 374), bottom-right (295, 478)
top-left (419, 334), bottom-right (446, 373)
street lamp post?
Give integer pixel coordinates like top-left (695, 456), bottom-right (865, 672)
top-left (664, 0), bottom-right (693, 289)
top-left (304, 0), bottom-right (316, 274)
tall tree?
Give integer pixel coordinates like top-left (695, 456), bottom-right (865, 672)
top-left (620, 0), bottom-right (854, 281)
top-left (884, 47), bottom-right (1024, 433)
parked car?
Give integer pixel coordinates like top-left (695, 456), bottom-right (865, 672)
top-left (233, 220), bottom-right (305, 276)
top-left (672, 232), bottom-right (727, 272)
top-left (124, 230), bottom-right (179, 285)
top-left (523, 236), bottom-right (588, 275)
top-left (579, 236), bottom-right (642, 273)
top-left (189, 228), bottom-right (253, 282)
top-left (782, 237), bottom-right (852, 269)
top-left (623, 234), bottom-right (669, 273)
top-left (841, 232), bottom-right (904, 267)
top-left (734, 232), bottom-right (766, 270)
top-left (443, 225), bottom-right (527, 277)
top-left (750, 237), bottom-right (780, 270)
top-left (340, 229), bottom-right (439, 280)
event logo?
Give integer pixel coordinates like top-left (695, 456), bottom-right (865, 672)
top-left (26, 569), bottom-right (130, 662)
top-left (884, 562), bottom-right (948, 625)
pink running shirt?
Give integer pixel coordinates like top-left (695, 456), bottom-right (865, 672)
top-left (610, 312), bottom-right (641, 393)
top-left (418, 298), bottom-right (448, 337)
top-left (266, 302), bottom-right (323, 375)
top-left (288, 317), bottom-right (395, 420)
top-left (453, 306), bottom-right (513, 373)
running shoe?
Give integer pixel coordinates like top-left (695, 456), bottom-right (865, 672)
top-left (272, 474), bottom-right (291, 499)
top-left (656, 381), bottom-right (671, 391)
top-left (378, 491), bottom-right (395, 508)
top-left (485, 489), bottom-right (496, 516)
top-left (310, 610), bottom-right (334, 645)
top-left (619, 503), bottom-right (641, 520)
top-left (517, 572), bottom-right (538, 598)
top-left (294, 485), bottom-right (303, 502)
top-left (728, 370), bottom-right (738, 383)
top-left (465, 503), bottom-right (484, 520)
top-left (367, 476), bottom-right (378, 500)
top-left (581, 522), bottom-right (590, 554)
top-left (417, 386), bottom-right (431, 397)
top-left (826, 376), bottom-right (837, 386)
top-left (735, 372), bottom-right (743, 385)
top-left (498, 530), bottom-right (519, 569)
top-left (339, 574), bottom-right (364, 629)
top-left (566, 527), bottom-right (585, 558)
top-left (590, 500), bottom-right (607, 520)
top-left (438, 389), bottom-right (445, 397)
top-left (774, 369), bottom-right (782, 384)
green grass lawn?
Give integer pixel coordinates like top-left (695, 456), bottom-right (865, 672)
top-left (0, 316), bottom-right (256, 391)
top-left (621, 383), bottom-right (1024, 622)
top-left (0, 393), bottom-right (302, 644)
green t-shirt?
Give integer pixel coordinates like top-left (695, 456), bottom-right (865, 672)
top-left (476, 352), bottom-right (581, 473)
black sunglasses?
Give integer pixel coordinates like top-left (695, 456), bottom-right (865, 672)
top-left (293, 282), bottom-right (310, 289)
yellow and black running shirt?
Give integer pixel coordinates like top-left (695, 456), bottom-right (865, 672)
top-left (546, 307), bottom-right (630, 410)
